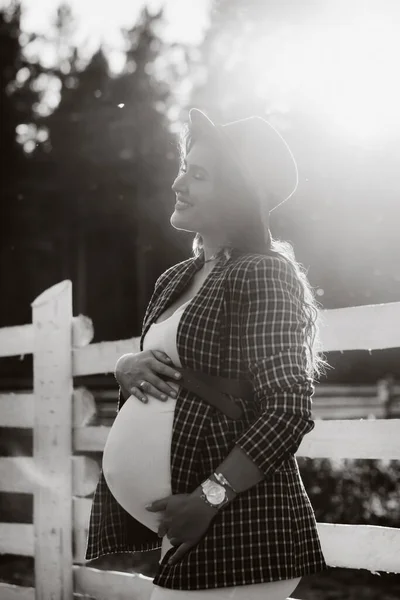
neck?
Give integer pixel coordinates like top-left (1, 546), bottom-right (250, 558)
top-left (201, 235), bottom-right (228, 263)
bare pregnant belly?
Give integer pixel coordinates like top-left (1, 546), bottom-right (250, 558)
top-left (102, 394), bottom-right (177, 533)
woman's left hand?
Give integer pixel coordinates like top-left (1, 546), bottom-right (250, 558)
top-left (146, 491), bottom-right (218, 565)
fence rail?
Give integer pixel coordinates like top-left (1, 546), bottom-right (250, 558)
top-left (3, 379), bottom-right (400, 425)
top-left (0, 280), bottom-right (399, 600)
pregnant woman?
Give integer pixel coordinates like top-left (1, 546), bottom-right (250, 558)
top-left (85, 109), bottom-right (330, 599)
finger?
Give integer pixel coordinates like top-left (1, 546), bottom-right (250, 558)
top-left (152, 350), bottom-right (173, 365)
top-left (168, 537), bottom-right (181, 547)
top-left (167, 542), bottom-right (193, 566)
top-left (145, 496), bottom-right (171, 512)
top-left (129, 387), bottom-right (148, 403)
top-left (139, 374), bottom-right (178, 400)
top-left (157, 520), bottom-right (171, 538)
top-left (157, 525), bottom-right (166, 538)
top-left (150, 356), bottom-right (183, 384)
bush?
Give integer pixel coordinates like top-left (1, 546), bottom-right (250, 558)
top-left (298, 457), bottom-right (400, 528)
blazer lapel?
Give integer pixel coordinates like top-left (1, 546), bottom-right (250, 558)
top-left (140, 256), bottom-right (203, 347)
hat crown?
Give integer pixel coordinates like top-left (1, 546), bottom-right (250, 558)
top-left (189, 109), bottom-right (298, 211)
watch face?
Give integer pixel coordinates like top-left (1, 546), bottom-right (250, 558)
top-left (203, 480), bottom-right (226, 505)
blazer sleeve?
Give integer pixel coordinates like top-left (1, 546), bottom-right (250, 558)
top-left (233, 255), bottom-right (315, 477)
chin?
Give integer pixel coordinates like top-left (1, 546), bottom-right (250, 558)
top-left (170, 211), bottom-right (196, 232)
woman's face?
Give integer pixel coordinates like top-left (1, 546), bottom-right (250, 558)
top-left (170, 139), bottom-right (230, 238)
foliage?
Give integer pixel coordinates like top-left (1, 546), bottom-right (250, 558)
top-left (298, 457), bottom-right (400, 528)
top-left (0, 3), bottom-right (184, 347)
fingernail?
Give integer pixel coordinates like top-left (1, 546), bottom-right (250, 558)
top-left (170, 391), bottom-right (177, 398)
top-left (174, 372), bottom-right (181, 379)
top-left (145, 503), bottom-right (152, 509)
top-left (161, 394), bottom-right (167, 401)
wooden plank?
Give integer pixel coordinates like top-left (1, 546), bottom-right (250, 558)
top-left (2, 301), bottom-right (400, 365)
top-left (74, 566), bottom-right (153, 600)
top-left (0, 393), bottom-right (33, 427)
top-left (0, 456), bottom-right (100, 497)
top-left (0, 583), bottom-right (35, 600)
top-left (0, 324), bottom-right (33, 358)
top-left (315, 384), bottom-right (378, 395)
top-left (72, 456), bottom-right (100, 497)
top-left (74, 566), bottom-right (301, 600)
top-left (0, 383), bottom-right (383, 425)
top-left (312, 407), bottom-right (386, 419)
top-left (74, 419), bottom-right (400, 459)
top-left (68, 302), bottom-right (399, 376)
top-left (0, 524), bottom-right (33, 556)
top-left (297, 419), bottom-right (400, 459)
top-left (319, 301), bottom-right (400, 351)
top-left (313, 396), bottom-right (384, 407)
top-left (0, 582), bottom-right (93, 600)
top-left (31, 280), bottom-right (74, 600)
top-left (318, 522), bottom-right (400, 572)
top-left (72, 314), bottom-right (94, 348)
top-left (0, 314), bottom-right (94, 358)
top-left (2, 520), bottom-right (399, 575)
top-left (73, 387), bottom-right (97, 427)
top-left (73, 338), bottom-right (140, 376)
top-left (0, 457), bottom-right (40, 493)
top-left (72, 519), bottom-right (400, 575)
top-left (0, 580), bottom-right (295, 600)
top-left (0, 499), bottom-right (92, 563)
top-left (0, 388), bottom-right (97, 429)
top-left (3, 302), bottom-right (399, 370)
top-left (74, 425), bottom-right (110, 452)
top-left (73, 497), bottom-right (92, 564)
top-left (98, 403), bottom-right (385, 422)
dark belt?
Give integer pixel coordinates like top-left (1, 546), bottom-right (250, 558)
top-left (168, 366), bottom-right (253, 420)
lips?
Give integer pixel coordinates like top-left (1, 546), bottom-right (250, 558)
top-left (176, 197), bottom-right (193, 206)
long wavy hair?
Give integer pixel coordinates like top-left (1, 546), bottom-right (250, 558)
top-left (178, 122), bottom-right (331, 382)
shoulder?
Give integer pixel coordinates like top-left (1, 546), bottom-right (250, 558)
top-left (226, 252), bottom-right (300, 294)
top-left (154, 257), bottom-right (194, 290)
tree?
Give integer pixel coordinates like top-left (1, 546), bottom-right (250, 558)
top-left (0, 1), bottom-right (44, 328)
top-left (24, 7), bottom-right (182, 340)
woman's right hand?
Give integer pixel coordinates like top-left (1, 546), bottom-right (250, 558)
top-left (114, 350), bottom-right (182, 403)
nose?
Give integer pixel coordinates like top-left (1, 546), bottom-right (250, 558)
top-left (171, 171), bottom-right (188, 194)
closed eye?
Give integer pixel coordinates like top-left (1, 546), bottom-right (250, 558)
top-left (179, 164), bottom-right (206, 180)
top-left (180, 160), bottom-right (208, 180)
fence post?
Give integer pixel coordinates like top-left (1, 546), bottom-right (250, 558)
top-left (31, 281), bottom-right (73, 599)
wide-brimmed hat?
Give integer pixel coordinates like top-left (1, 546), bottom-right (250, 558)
top-left (188, 108), bottom-right (298, 213)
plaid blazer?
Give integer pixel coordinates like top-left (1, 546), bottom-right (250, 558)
top-left (85, 248), bottom-right (329, 590)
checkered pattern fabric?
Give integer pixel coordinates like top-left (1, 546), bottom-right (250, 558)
top-left (85, 249), bottom-right (329, 590)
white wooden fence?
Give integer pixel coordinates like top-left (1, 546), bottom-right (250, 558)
top-left (94, 379), bottom-right (399, 421)
top-left (0, 280), bottom-right (399, 599)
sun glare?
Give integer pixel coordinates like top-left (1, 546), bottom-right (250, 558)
top-left (250, 13), bottom-right (400, 141)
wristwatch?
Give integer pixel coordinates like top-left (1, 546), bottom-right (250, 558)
top-left (200, 478), bottom-right (230, 510)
